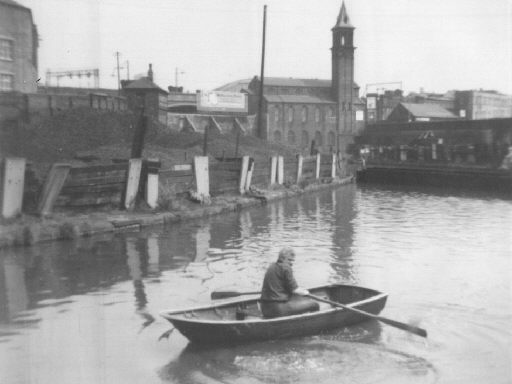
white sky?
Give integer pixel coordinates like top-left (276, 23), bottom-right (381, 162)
top-left (17, 0), bottom-right (512, 95)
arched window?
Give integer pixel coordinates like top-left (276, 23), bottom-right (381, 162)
top-left (315, 131), bottom-right (323, 147)
top-left (301, 130), bottom-right (309, 147)
top-left (328, 131), bottom-right (336, 145)
top-left (274, 106), bottom-right (280, 122)
top-left (301, 106), bottom-right (308, 123)
top-left (273, 130), bottom-right (282, 142)
top-left (315, 107), bottom-right (321, 123)
top-left (288, 106), bottom-right (294, 123)
top-left (327, 107), bottom-right (334, 121)
top-left (288, 130), bottom-right (296, 144)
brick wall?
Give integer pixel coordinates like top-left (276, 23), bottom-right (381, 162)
top-left (0, 91), bottom-right (127, 122)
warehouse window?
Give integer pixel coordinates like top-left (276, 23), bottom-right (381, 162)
top-left (315, 107), bottom-right (321, 122)
top-left (274, 106), bottom-right (280, 122)
top-left (301, 106), bottom-right (308, 123)
top-left (0, 39), bottom-right (14, 60)
top-left (288, 106), bottom-right (294, 123)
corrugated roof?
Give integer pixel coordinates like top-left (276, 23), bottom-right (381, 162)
top-left (124, 77), bottom-right (167, 94)
top-left (400, 103), bottom-right (458, 118)
top-left (264, 94), bottom-right (335, 104)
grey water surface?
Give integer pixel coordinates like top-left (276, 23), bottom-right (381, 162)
top-left (1, 184), bottom-right (510, 384)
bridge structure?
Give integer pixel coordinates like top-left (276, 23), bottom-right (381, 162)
top-left (355, 118), bottom-right (512, 192)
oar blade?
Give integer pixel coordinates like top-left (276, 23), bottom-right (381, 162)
top-left (377, 317), bottom-right (428, 338)
top-left (307, 294), bottom-right (428, 338)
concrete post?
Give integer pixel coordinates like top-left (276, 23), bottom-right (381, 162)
top-left (145, 159), bottom-right (159, 209)
top-left (239, 156), bottom-right (250, 194)
top-left (37, 163), bottom-right (71, 216)
top-left (315, 153), bottom-right (321, 179)
top-left (146, 174), bottom-right (159, 208)
top-left (270, 156), bottom-right (278, 185)
top-left (432, 144), bottom-right (437, 160)
top-left (296, 155), bottom-right (303, 183)
top-left (124, 159), bottom-right (142, 210)
top-left (245, 158), bottom-right (254, 191)
top-left (194, 156), bottom-right (210, 201)
top-left (1, 158), bottom-right (26, 219)
top-left (331, 153), bottom-right (337, 178)
top-left (277, 156), bottom-right (284, 185)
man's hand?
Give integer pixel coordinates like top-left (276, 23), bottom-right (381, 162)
top-left (293, 287), bottom-right (310, 296)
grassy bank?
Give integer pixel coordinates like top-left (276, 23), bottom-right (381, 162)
top-left (0, 108), bottom-right (303, 181)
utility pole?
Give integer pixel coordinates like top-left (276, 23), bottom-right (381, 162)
top-left (256, 5), bottom-right (267, 140)
top-left (115, 51), bottom-right (121, 96)
top-left (126, 60), bottom-right (130, 80)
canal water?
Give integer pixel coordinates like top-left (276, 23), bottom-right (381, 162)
top-left (0, 184), bottom-right (510, 384)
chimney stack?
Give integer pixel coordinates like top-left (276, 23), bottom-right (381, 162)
top-left (148, 63), bottom-right (154, 81)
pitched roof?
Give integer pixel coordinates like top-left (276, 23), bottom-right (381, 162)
top-left (400, 102), bottom-right (458, 119)
top-left (215, 77), bottom-right (361, 91)
top-left (214, 78), bottom-right (253, 93)
top-left (264, 94), bottom-right (335, 104)
top-left (124, 77), bottom-right (167, 94)
top-left (263, 77), bottom-right (332, 88)
top-left (333, 1), bottom-right (354, 29)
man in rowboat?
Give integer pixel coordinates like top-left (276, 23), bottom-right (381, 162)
top-left (260, 247), bottom-right (320, 318)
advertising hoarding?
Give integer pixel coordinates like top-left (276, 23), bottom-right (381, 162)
top-left (197, 91), bottom-right (248, 113)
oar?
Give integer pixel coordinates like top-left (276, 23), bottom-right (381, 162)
top-left (307, 294), bottom-right (428, 338)
top-left (210, 290), bottom-right (427, 338)
top-left (210, 290), bottom-right (260, 300)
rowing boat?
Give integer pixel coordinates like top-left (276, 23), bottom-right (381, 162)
top-left (160, 284), bottom-right (388, 344)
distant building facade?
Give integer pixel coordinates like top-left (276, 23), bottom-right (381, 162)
top-left (455, 90), bottom-right (512, 120)
top-left (387, 102), bottom-right (459, 123)
top-left (403, 91), bottom-right (456, 113)
top-left (367, 89), bottom-right (512, 124)
top-left (215, 1), bottom-right (365, 153)
top-left (0, 0), bottom-right (38, 93)
top-left (366, 90), bottom-right (403, 123)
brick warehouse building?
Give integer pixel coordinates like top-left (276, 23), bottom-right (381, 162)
top-left (216, 1), bottom-right (364, 153)
top-left (0, 0), bottom-right (38, 93)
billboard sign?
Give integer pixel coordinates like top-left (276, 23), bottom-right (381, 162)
top-left (197, 91), bottom-right (248, 113)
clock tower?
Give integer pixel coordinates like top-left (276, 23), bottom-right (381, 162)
top-left (331, 1), bottom-right (355, 152)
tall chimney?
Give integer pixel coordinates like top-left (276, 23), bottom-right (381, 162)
top-left (148, 63), bottom-right (154, 81)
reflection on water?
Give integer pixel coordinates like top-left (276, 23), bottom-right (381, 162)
top-left (161, 332), bottom-right (439, 384)
top-left (0, 183), bottom-right (511, 384)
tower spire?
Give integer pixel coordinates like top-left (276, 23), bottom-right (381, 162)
top-left (334, 1), bottom-right (354, 29)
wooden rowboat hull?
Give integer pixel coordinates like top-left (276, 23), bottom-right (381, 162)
top-left (160, 284), bottom-right (387, 344)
